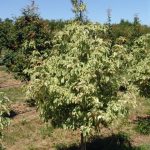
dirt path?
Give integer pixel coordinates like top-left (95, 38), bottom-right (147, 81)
top-left (0, 69), bottom-right (23, 88)
top-left (0, 69), bottom-right (37, 122)
top-left (10, 102), bottom-right (37, 122)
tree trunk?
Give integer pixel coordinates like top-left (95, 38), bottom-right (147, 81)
top-left (80, 133), bottom-right (86, 150)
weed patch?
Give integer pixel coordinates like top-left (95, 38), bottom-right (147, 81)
top-left (135, 116), bottom-right (150, 135)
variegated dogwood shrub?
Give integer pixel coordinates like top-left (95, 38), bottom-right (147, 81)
top-left (26, 22), bottom-right (137, 136)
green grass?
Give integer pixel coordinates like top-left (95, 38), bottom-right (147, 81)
top-left (40, 124), bottom-right (54, 139)
top-left (0, 87), bottom-right (25, 102)
top-left (0, 66), bottom-right (7, 72)
top-left (135, 145), bottom-right (150, 150)
top-left (135, 118), bottom-right (150, 135)
top-left (133, 97), bottom-right (150, 135)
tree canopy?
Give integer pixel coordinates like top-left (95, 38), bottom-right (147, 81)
top-left (26, 22), bottom-right (137, 137)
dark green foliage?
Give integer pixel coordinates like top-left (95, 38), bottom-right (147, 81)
top-left (135, 117), bottom-right (150, 135)
top-left (25, 98), bottom-right (36, 107)
top-left (1, 17), bottom-right (68, 80)
top-left (1, 1), bottom-right (63, 79)
top-left (139, 83), bottom-right (150, 98)
top-left (111, 19), bottom-right (150, 46)
top-left (3, 51), bottom-right (29, 80)
top-left (112, 20), bottom-right (133, 44)
top-left (132, 15), bottom-right (142, 39)
top-left (135, 145), bottom-right (150, 150)
top-left (0, 1), bottom-right (68, 80)
top-left (0, 18), bottom-right (14, 55)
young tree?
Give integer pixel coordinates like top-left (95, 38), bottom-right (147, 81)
top-left (22, 0), bottom-right (39, 17)
top-left (26, 22), bottom-right (136, 150)
top-left (106, 9), bottom-right (112, 37)
top-left (106, 8), bottom-right (115, 50)
top-left (71, 0), bottom-right (87, 21)
top-left (132, 14), bottom-right (142, 39)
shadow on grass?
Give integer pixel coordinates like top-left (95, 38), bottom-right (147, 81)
top-left (56, 133), bottom-right (138, 150)
top-left (2, 109), bottom-right (18, 118)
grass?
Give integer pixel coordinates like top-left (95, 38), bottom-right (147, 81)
top-left (3, 117), bottom-right (42, 148)
top-left (0, 66), bottom-right (8, 72)
top-left (3, 117), bottom-right (79, 150)
top-left (40, 124), bottom-right (54, 139)
top-left (0, 66), bottom-right (25, 103)
top-left (135, 145), bottom-right (150, 150)
top-left (1, 67), bottom-right (150, 150)
top-left (135, 118), bottom-right (150, 135)
top-left (0, 87), bottom-right (25, 102)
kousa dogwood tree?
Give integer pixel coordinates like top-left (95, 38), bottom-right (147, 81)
top-left (26, 22), bottom-right (136, 150)
top-left (130, 34), bottom-right (150, 97)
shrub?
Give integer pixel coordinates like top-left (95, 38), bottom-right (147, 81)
top-left (0, 92), bottom-right (10, 149)
top-left (130, 34), bottom-right (150, 98)
top-left (26, 22), bottom-right (137, 149)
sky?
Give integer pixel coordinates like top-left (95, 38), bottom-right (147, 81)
top-left (0, 0), bottom-right (150, 25)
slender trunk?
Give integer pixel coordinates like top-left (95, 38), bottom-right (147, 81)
top-left (79, 0), bottom-right (83, 21)
top-left (80, 133), bottom-right (86, 150)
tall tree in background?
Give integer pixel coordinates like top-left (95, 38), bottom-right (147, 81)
top-left (132, 14), bottom-right (141, 39)
top-left (3, 0), bottom-right (52, 80)
top-left (22, 0), bottom-right (39, 17)
top-left (71, 0), bottom-right (87, 21)
top-left (107, 8), bottom-right (112, 37)
top-left (106, 9), bottom-right (115, 50)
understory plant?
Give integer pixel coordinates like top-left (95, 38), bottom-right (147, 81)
top-left (0, 92), bottom-right (10, 148)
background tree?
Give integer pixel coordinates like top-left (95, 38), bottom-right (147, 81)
top-left (106, 9), bottom-right (113, 38)
top-left (71, 0), bottom-right (87, 21)
top-left (22, 0), bottom-right (39, 17)
top-left (0, 18), bottom-right (14, 57)
top-left (131, 14), bottom-right (142, 39)
top-left (3, 1), bottom-right (52, 80)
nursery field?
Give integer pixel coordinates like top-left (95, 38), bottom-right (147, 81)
top-left (1, 1), bottom-right (150, 150)
top-left (1, 66), bottom-right (150, 150)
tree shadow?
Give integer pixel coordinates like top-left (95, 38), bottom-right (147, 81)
top-left (57, 133), bottom-right (135, 150)
top-left (139, 84), bottom-right (150, 98)
top-left (2, 109), bottom-right (18, 118)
